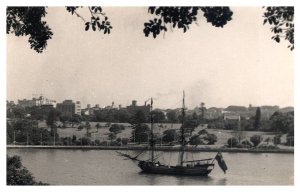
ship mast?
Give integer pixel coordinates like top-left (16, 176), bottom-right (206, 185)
top-left (150, 98), bottom-right (155, 163)
top-left (179, 91), bottom-right (186, 166)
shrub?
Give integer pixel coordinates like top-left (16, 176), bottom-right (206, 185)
top-left (100, 141), bottom-right (108, 146)
top-left (116, 137), bottom-right (129, 145)
top-left (227, 137), bottom-right (238, 148)
top-left (250, 135), bottom-right (262, 147)
top-left (7, 155), bottom-right (48, 185)
top-left (258, 144), bottom-right (279, 150)
top-left (264, 137), bottom-right (272, 143)
top-left (109, 124), bottom-right (125, 134)
top-left (162, 129), bottom-right (177, 143)
top-left (132, 124), bottom-right (150, 143)
top-left (198, 129), bottom-right (208, 135)
top-left (286, 136), bottom-right (294, 146)
top-left (241, 139), bottom-right (253, 148)
top-left (108, 133), bottom-right (117, 141)
top-left (121, 138), bottom-right (129, 145)
top-left (110, 141), bottom-right (120, 146)
top-left (204, 133), bottom-right (217, 145)
top-left (236, 143), bottom-right (246, 148)
top-left (190, 135), bottom-right (204, 146)
top-left (273, 135), bottom-right (281, 145)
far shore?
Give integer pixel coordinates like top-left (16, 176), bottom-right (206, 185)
top-left (7, 145), bottom-right (294, 154)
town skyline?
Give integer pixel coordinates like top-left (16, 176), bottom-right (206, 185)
top-left (9, 94), bottom-right (294, 110)
top-left (7, 7), bottom-right (293, 109)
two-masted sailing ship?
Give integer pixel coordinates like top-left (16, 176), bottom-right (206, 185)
top-left (118, 91), bottom-right (227, 176)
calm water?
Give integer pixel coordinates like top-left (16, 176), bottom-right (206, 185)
top-left (7, 148), bottom-right (293, 185)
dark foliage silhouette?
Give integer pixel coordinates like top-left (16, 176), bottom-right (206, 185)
top-left (144, 7), bottom-right (233, 38)
top-left (7, 6), bottom-right (294, 53)
top-left (263, 7), bottom-right (294, 50)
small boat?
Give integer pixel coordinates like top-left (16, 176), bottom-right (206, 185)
top-left (118, 91), bottom-right (227, 176)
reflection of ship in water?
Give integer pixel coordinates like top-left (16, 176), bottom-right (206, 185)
top-left (118, 91), bottom-right (228, 176)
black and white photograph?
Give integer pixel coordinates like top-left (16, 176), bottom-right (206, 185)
top-left (3, 0), bottom-right (296, 189)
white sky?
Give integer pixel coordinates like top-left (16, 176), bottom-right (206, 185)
top-left (6, 7), bottom-right (294, 109)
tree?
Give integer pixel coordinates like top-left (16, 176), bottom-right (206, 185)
top-left (109, 124), bottom-right (125, 134)
top-left (250, 135), bottom-right (262, 147)
top-left (204, 133), bottom-right (217, 145)
top-left (286, 135), bottom-right (294, 147)
top-left (131, 110), bottom-right (147, 124)
top-left (80, 137), bottom-right (92, 145)
top-left (273, 135), bottom-right (281, 145)
top-left (70, 114), bottom-right (83, 126)
top-left (7, 119), bottom-right (55, 145)
top-left (8, 106), bottom-right (26, 119)
top-left (200, 102), bottom-right (206, 121)
top-left (131, 124), bottom-right (150, 143)
top-left (117, 137), bottom-right (129, 145)
top-left (116, 109), bottom-right (131, 123)
top-left (151, 110), bottom-right (165, 123)
top-left (227, 137), bottom-right (238, 148)
top-left (270, 111), bottom-right (294, 134)
top-left (241, 140), bottom-right (253, 148)
top-left (72, 135), bottom-right (77, 145)
top-left (25, 106), bottom-right (44, 120)
top-left (166, 110), bottom-right (178, 123)
top-left (181, 115), bottom-right (199, 135)
top-left (94, 139), bottom-right (101, 145)
top-left (7, 6), bottom-right (294, 53)
top-left (46, 109), bottom-right (61, 140)
top-left (189, 134), bottom-right (203, 146)
top-left (162, 129), bottom-right (178, 143)
top-left (46, 109), bottom-right (61, 128)
top-left (7, 155), bottom-right (47, 185)
top-left (108, 133), bottom-right (116, 142)
top-left (263, 7), bottom-right (294, 50)
top-left (6, 7), bottom-right (111, 53)
top-left (95, 123), bottom-right (101, 132)
top-left (6, 7), bottom-right (53, 53)
top-left (60, 115), bottom-right (71, 124)
top-left (253, 107), bottom-right (261, 130)
top-left (7, 6), bottom-right (233, 53)
top-left (144, 7), bottom-right (233, 38)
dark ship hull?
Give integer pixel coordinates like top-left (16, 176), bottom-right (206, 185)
top-left (138, 161), bottom-right (214, 176)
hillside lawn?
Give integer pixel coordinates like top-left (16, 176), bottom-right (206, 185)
top-left (37, 121), bottom-right (292, 149)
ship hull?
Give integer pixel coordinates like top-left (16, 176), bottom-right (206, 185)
top-left (138, 161), bottom-right (214, 176)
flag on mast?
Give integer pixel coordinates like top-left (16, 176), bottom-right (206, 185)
top-left (215, 152), bottom-right (228, 174)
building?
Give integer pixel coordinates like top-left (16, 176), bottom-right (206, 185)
top-left (126, 100), bottom-right (150, 117)
top-left (223, 112), bottom-right (241, 121)
top-left (18, 95), bottom-right (56, 108)
top-left (75, 101), bottom-right (81, 115)
top-left (56, 100), bottom-right (81, 116)
top-left (82, 104), bottom-right (101, 116)
top-left (41, 104), bottom-right (54, 115)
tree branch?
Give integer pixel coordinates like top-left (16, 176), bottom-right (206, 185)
top-left (73, 10), bottom-right (86, 23)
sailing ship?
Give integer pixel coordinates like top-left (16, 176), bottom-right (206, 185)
top-left (118, 91), bottom-right (227, 176)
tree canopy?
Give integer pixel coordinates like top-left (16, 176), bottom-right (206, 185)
top-left (263, 7), bottom-right (294, 50)
top-left (7, 6), bottom-right (293, 53)
top-left (270, 111), bottom-right (294, 134)
top-left (7, 7), bottom-right (53, 53)
top-left (7, 155), bottom-right (48, 185)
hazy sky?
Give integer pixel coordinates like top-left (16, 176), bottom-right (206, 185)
top-left (7, 7), bottom-right (294, 109)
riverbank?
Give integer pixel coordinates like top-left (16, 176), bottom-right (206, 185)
top-left (7, 145), bottom-right (294, 153)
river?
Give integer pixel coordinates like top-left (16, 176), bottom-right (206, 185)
top-left (7, 148), bottom-right (293, 185)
